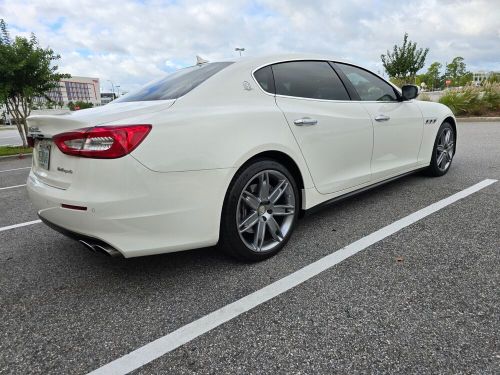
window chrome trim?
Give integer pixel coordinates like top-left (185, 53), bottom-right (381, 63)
top-left (275, 94), bottom-right (352, 103)
top-left (251, 58), bottom-right (402, 104)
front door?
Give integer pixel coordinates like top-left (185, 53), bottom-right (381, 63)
top-left (335, 63), bottom-right (424, 180)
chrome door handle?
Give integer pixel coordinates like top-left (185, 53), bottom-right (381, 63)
top-left (375, 114), bottom-right (390, 122)
top-left (294, 117), bottom-right (318, 126)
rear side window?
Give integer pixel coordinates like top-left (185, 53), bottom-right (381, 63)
top-left (271, 61), bottom-right (350, 100)
top-left (336, 63), bottom-right (398, 102)
top-left (115, 62), bottom-right (234, 102)
top-left (254, 66), bottom-right (275, 94)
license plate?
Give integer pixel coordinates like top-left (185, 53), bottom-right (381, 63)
top-left (38, 143), bottom-right (51, 170)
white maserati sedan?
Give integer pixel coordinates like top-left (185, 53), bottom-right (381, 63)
top-left (27, 54), bottom-right (456, 260)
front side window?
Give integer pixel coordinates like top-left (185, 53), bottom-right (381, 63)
top-left (115, 62), bottom-right (234, 102)
top-left (271, 61), bottom-right (350, 100)
top-left (336, 63), bottom-right (399, 102)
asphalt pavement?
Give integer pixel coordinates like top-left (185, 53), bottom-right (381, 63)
top-left (0, 121), bottom-right (499, 374)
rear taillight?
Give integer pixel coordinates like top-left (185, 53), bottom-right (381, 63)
top-left (53, 125), bottom-right (152, 159)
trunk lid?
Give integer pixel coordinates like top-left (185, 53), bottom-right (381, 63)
top-left (28, 100), bottom-right (174, 189)
top-left (27, 100), bottom-right (174, 137)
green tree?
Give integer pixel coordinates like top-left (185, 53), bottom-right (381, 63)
top-left (458, 72), bottom-right (473, 86)
top-left (425, 62), bottom-right (442, 90)
top-left (0, 19), bottom-right (70, 146)
top-left (445, 57), bottom-right (470, 87)
top-left (381, 33), bottom-right (429, 84)
top-left (415, 73), bottom-right (427, 86)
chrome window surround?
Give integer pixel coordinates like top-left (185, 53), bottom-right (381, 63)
top-left (251, 58), bottom-right (406, 104)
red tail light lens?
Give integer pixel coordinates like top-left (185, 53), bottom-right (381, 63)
top-left (53, 125), bottom-right (152, 159)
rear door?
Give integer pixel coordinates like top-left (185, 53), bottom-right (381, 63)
top-left (335, 63), bottom-right (424, 180)
top-left (268, 60), bottom-right (373, 194)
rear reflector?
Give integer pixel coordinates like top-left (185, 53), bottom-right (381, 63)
top-left (53, 125), bottom-right (152, 159)
top-left (61, 204), bottom-right (88, 211)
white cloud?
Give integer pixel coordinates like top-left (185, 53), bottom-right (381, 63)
top-left (0, 0), bottom-right (499, 93)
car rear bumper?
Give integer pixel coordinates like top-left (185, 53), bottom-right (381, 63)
top-left (38, 215), bottom-right (123, 257)
top-left (27, 158), bottom-right (235, 257)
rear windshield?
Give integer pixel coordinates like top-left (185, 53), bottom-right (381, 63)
top-left (115, 62), bottom-right (234, 102)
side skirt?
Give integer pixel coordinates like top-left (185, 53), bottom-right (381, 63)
top-left (304, 167), bottom-right (428, 217)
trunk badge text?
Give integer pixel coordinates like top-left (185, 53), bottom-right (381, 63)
top-left (57, 167), bottom-right (73, 174)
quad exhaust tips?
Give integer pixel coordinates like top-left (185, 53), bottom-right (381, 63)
top-left (79, 240), bottom-right (122, 257)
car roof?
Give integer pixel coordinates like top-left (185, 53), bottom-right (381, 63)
top-left (224, 53), bottom-right (351, 70)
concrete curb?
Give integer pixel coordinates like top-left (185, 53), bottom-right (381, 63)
top-left (0, 153), bottom-right (32, 160)
top-left (456, 117), bottom-right (500, 122)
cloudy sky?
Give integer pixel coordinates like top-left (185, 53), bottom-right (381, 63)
top-left (1, 0), bottom-right (499, 93)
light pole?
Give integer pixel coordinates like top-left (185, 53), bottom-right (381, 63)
top-left (235, 47), bottom-right (245, 57)
top-left (107, 80), bottom-right (115, 98)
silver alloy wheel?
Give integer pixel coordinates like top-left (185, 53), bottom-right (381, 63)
top-left (436, 128), bottom-right (455, 171)
top-left (236, 170), bottom-right (296, 252)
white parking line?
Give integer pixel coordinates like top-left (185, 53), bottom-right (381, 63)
top-left (0, 220), bottom-right (41, 233)
top-left (0, 167), bottom-right (31, 173)
top-left (0, 184), bottom-right (26, 191)
top-left (88, 178), bottom-right (498, 375)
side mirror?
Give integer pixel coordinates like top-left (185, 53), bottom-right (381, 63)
top-left (401, 85), bottom-right (419, 100)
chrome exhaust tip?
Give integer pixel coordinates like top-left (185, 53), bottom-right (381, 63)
top-left (93, 244), bottom-right (121, 257)
top-left (78, 240), bottom-right (121, 257)
top-left (79, 240), bottom-right (97, 253)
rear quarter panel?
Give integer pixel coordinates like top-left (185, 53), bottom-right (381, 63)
top-left (126, 64), bottom-right (314, 189)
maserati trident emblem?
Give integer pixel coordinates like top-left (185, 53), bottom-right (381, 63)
top-left (242, 81), bottom-right (252, 91)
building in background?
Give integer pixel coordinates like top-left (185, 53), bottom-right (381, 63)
top-left (36, 76), bottom-right (101, 107)
top-left (100, 92), bottom-right (117, 105)
top-left (472, 71), bottom-right (500, 85)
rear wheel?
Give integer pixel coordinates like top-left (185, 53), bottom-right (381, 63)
top-left (427, 122), bottom-right (455, 177)
top-left (220, 159), bottom-right (299, 261)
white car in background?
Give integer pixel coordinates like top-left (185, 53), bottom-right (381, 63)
top-left (27, 54), bottom-right (456, 261)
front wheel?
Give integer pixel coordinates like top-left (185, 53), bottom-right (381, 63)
top-left (427, 122), bottom-right (456, 177)
top-left (219, 159), bottom-right (299, 261)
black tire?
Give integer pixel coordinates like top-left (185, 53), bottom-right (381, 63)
top-left (219, 159), bottom-right (300, 261)
top-left (426, 122), bottom-right (456, 177)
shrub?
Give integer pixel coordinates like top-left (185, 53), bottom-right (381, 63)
top-left (481, 83), bottom-right (500, 112)
top-left (68, 100), bottom-right (94, 111)
top-left (75, 101), bottom-right (94, 110)
top-left (438, 83), bottom-right (500, 116)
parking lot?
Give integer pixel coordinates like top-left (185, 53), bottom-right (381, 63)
top-left (0, 121), bottom-right (499, 374)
